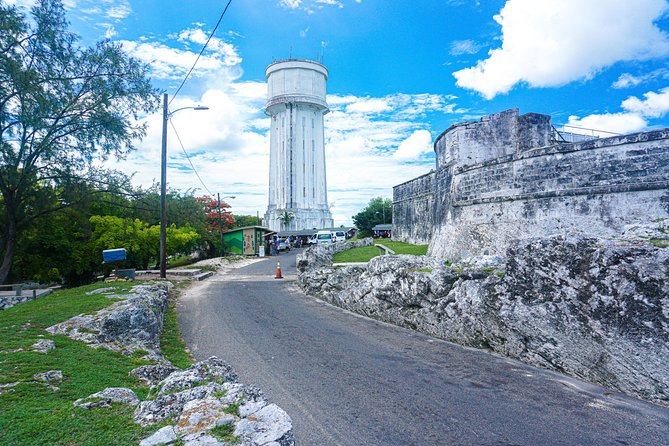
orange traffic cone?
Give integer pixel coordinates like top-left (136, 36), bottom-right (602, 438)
top-left (275, 259), bottom-right (283, 279)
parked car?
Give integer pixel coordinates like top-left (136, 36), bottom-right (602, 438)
top-left (331, 230), bottom-right (347, 242)
top-left (278, 237), bottom-right (291, 251)
top-left (316, 231), bottom-right (333, 245)
top-left (307, 234), bottom-right (318, 245)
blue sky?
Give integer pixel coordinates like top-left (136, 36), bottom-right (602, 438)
top-left (8, 0), bottom-right (669, 225)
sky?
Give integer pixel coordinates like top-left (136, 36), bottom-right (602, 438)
top-left (7, 0), bottom-right (669, 225)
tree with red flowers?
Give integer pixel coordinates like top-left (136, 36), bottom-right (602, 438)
top-left (195, 196), bottom-right (235, 233)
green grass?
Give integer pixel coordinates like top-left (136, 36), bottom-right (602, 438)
top-left (223, 401), bottom-right (241, 416)
top-left (332, 245), bottom-right (380, 263)
top-left (210, 423), bottom-right (239, 444)
top-left (649, 238), bottom-right (669, 248)
top-left (0, 281), bottom-right (189, 445)
top-left (167, 255), bottom-right (194, 269)
top-left (407, 268), bottom-right (433, 273)
top-left (377, 240), bottom-right (429, 256)
top-left (332, 240), bottom-right (429, 263)
top-left (160, 283), bottom-right (193, 370)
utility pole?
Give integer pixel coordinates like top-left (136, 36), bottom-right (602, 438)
top-left (217, 193), bottom-right (224, 257)
top-left (160, 93), bottom-right (168, 278)
top-left (158, 97), bottom-right (209, 277)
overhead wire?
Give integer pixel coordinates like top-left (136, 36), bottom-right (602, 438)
top-left (169, 118), bottom-right (214, 196)
top-left (168, 0), bottom-right (234, 107)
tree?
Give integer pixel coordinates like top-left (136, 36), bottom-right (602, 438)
top-left (0, 0), bottom-right (158, 283)
top-left (352, 197), bottom-right (393, 237)
top-left (233, 214), bottom-right (261, 227)
top-left (279, 210), bottom-right (294, 230)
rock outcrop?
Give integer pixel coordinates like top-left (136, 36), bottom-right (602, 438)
top-left (297, 236), bottom-right (669, 407)
top-left (54, 282), bottom-right (295, 445)
top-left (47, 284), bottom-right (170, 360)
top-left (135, 357), bottom-right (294, 446)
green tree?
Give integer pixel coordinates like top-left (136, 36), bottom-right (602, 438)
top-left (352, 197), bottom-right (393, 237)
top-left (279, 210), bottom-right (295, 231)
top-left (0, 0), bottom-right (158, 283)
top-left (233, 214), bottom-right (261, 227)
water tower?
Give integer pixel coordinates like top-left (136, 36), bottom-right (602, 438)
top-left (264, 59), bottom-right (334, 231)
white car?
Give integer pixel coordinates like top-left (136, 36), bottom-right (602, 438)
top-left (316, 231), bottom-right (333, 245)
top-left (331, 230), bottom-right (346, 242)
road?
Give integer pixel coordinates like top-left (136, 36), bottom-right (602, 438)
top-left (178, 249), bottom-right (669, 446)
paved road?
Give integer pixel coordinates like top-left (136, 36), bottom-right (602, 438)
top-left (178, 250), bottom-right (669, 446)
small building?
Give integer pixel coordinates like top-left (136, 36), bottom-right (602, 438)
top-left (222, 226), bottom-right (275, 256)
top-left (372, 224), bottom-right (392, 238)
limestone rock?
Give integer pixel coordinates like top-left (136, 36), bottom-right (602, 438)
top-left (297, 235), bottom-right (669, 407)
top-left (46, 284), bottom-right (169, 359)
top-left (158, 357), bottom-right (237, 395)
top-left (130, 362), bottom-right (180, 386)
top-left (32, 339), bottom-right (56, 353)
top-left (86, 287), bottom-right (118, 295)
top-left (139, 425), bottom-right (179, 446)
top-left (137, 357), bottom-right (294, 446)
top-left (74, 387), bottom-right (139, 410)
top-left (176, 398), bottom-right (236, 436)
top-left (234, 404), bottom-right (294, 446)
top-left (34, 370), bottom-right (63, 383)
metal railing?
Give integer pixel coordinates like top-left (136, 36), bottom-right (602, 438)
top-left (553, 124), bottom-right (622, 143)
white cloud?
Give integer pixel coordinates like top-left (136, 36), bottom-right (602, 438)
top-left (621, 87), bottom-right (669, 118)
top-left (178, 27), bottom-right (242, 66)
top-left (454, 0), bottom-right (669, 99)
top-left (566, 113), bottom-right (648, 136)
top-left (566, 86), bottom-right (669, 135)
top-left (106, 1), bottom-right (131, 19)
top-left (279, 0), bottom-right (302, 9)
top-left (449, 39), bottom-right (482, 56)
top-left (316, 0), bottom-right (343, 8)
top-left (393, 130), bottom-right (433, 161)
top-left (612, 73), bottom-right (645, 89)
top-left (119, 30), bottom-right (242, 80)
top-left (345, 98), bottom-right (391, 114)
top-left (612, 69), bottom-right (669, 89)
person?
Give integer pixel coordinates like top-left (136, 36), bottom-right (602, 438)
top-left (274, 236), bottom-right (280, 255)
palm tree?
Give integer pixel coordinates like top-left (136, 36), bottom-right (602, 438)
top-left (279, 210), bottom-right (295, 230)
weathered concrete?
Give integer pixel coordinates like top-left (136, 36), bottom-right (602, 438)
top-left (393, 108), bottom-right (669, 260)
top-left (297, 237), bottom-right (669, 407)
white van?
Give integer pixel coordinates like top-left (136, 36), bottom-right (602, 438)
top-left (316, 231), bottom-right (333, 245)
top-left (331, 230), bottom-right (346, 242)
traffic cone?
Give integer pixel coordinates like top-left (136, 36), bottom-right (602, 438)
top-left (275, 259), bottom-right (283, 279)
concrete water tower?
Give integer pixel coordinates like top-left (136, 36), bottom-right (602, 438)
top-left (264, 59), bottom-right (334, 231)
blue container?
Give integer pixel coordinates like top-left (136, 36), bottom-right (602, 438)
top-left (102, 248), bottom-right (127, 263)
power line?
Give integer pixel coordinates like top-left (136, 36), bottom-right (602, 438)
top-left (168, 118), bottom-right (213, 196)
top-left (168, 0), bottom-right (234, 106)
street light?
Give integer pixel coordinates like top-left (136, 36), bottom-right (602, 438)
top-left (218, 194), bottom-right (235, 257)
top-left (375, 208), bottom-right (386, 224)
top-left (160, 93), bottom-right (209, 278)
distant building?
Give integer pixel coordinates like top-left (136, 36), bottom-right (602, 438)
top-left (372, 224), bottom-right (392, 238)
top-left (222, 226), bottom-right (274, 256)
top-left (264, 59), bottom-right (334, 232)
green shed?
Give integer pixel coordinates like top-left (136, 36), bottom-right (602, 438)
top-left (222, 226), bottom-right (275, 256)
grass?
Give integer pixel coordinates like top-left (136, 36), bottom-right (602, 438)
top-left (407, 268), bottom-right (433, 273)
top-left (0, 280), bottom-right (190, 445)
top-left (649, 238), bottom-right (669, 248)
top-left (332, 246), bottom-right (380, 263)
top-left (377, 240), bottom-right (429, 256)
top-left (160, 282), bottom-right (194, 369)
top-left (223, 401), bottom-right (241, 416)
top-left (332, 240), bottom-right (429, 263)
top-left (210, 423), bottom-right (239, 444)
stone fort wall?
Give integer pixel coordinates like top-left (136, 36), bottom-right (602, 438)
top-left (393, 109), bottom-right (669, 260)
